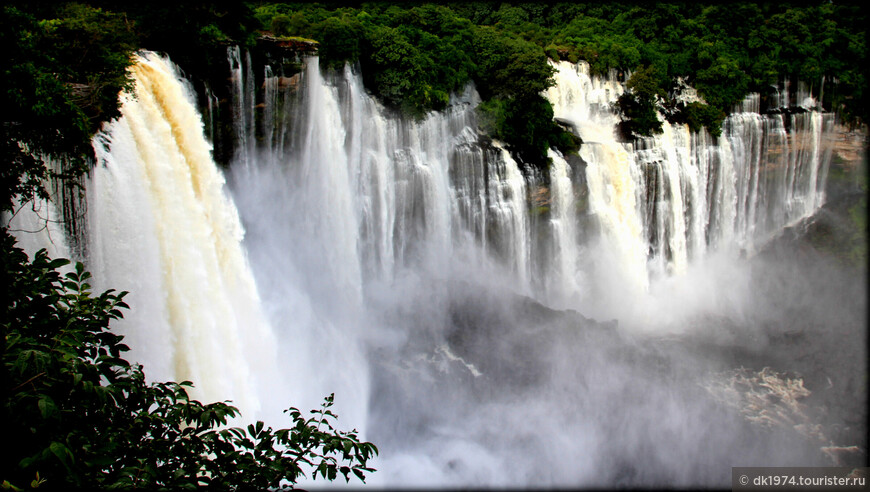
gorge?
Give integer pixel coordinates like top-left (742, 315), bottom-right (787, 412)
top-left (6, 42), bottom-right (866, 487)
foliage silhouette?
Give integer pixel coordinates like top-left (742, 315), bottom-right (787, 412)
top-left (0, 230), bottom-right (377, 490)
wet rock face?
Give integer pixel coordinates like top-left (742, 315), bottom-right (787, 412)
top-left (830, 126), bottom-right (866, 165)
top-left (255, 34), bottom-right (311, 78)
top-left (444, 285), bottom-right (604, 391)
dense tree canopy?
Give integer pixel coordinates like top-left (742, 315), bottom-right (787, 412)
top-left (0, 2), bottom-right (262, 211)
top-left (2, 1), bottom-right (865, 173)
top-left (253, 2), bottom-right (579, 164)
top-left (251, 1), bottom-right (865, 161)
top-left (1, 4), bottom-right (136, 213)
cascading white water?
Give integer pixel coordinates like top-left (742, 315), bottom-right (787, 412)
top-left (492, 142), bottom-right (532, 294)
top-left (68, 47), bottom-right (851, 488)
top-left (544, 60), bottom-right (833, 295)
top-left (231, 55), bottom-right (536, 292)
top-left (85, 52), bottom-right (281, 420)
top-left (547, 149), bottom-right (582, 305)
top-left (227, 57), bottom-right (541, 431)
top-left (721, 108), bottom-right (833, 254)
top-left (82, 50), bottom-right (836, 408)
top-left (228, 46), bottom-right (257, 169)
top-left (545, 61), bottom-right (650, 294)
top-left (3, 155), bottom-right (84, 262)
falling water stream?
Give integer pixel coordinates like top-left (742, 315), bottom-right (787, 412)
top-left (8, 50), bottom-right (860, 487)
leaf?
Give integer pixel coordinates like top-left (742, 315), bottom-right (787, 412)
top-left (49, 441), bottom-right (70, 466)
top-left (37, 396), bottom-right (57, 419)
top-left (18, 456), bottom-right (35, 469)
top-left (48, 258), bottom-right (70, 269)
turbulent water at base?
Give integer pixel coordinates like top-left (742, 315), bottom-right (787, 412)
top-left (67, 49), bottom-right (861, 487)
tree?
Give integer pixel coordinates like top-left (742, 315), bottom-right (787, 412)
top-left (616, 65), bottom-right (666, 139)
top-left (1, 4), bottom-right (137, 214)
top-left (0, 231), bottom-right (377, 490)
top-left (110, 1), bottom-right (260, 82)
top-left (312, 15), bottom-right (364, 69)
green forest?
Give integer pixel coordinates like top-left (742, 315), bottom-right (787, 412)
top-left (1, 1), bottom-right (867, 489)
top-left (2, 1), bottom-right (866, 178)
top-left (252, 1), bottom-right (867, 163)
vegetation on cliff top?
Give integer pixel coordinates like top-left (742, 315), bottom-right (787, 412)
top-left (255, 1), bottom-right (865, 157)
top-left (258, 3), bottom-right (578, 166)
top-left (1, 2), bottom-right (261, 211)
top-left (3, 1), bottom-right (866, 172)
top-left (1, 4), bottom-right (136, 212)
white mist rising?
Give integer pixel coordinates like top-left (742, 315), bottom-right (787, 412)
top-left (73, 49), bottom-right (859, 488)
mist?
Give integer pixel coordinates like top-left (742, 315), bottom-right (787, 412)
top-left (64, 51), bottom-right (866, 489)
top-left (221, 57), bottom-right (865, 487)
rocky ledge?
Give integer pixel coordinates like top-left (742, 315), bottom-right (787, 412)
top-left (257, 33), bottom-right (319, 53)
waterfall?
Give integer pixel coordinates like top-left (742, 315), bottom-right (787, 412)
top-left (85, 52), bottom-right (280, 419)
top-left (721, 108), bottom-right (833, 253)
top-left (229, 55), bottom-right (537, 290)
top-left (546, 61), bottom-right (650, 293)
top-left (80, 51), bottom-right (836, 410)
top-left (66, 49), bottom-right (847, 487)
top-left (544, 60), bottom-right (833, 293)
top-left (226, 56), bottom-right (540, 426)
top-left (547, 149), bottom-right (581, 304)
top-left (228, 46), bottom-right (257, 168)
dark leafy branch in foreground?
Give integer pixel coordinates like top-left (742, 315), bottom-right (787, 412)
top-left (2, 5), bottom-right (377, 488)
top-left (0, 230), bottom-right (377, 490)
